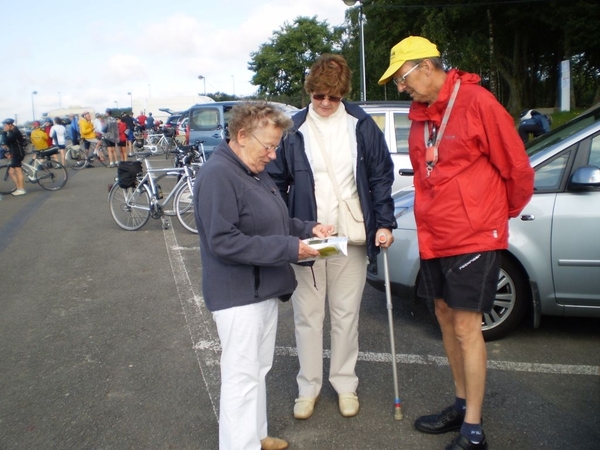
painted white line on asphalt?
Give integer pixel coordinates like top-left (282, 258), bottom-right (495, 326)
top-left (165, 236), bottom-right (600, 413)
top-left (187, 343), bottom-right (599, 376)
top-left (163, 226), bottom-right (221, 421)
top-left (275, 346), bottom-right (600, 376)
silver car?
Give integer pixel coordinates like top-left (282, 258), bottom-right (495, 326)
top-left (356, 101), bottom-right (413, 193)
top-left (367, 105), bottom-right (600, 340)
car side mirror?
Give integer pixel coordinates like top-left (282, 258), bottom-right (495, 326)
top-left (568, 165), bottom-right (600, 189)
top-left (399, 168), bottom-right (414, 177)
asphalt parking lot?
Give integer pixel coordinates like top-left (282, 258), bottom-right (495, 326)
top-left (1, 157), bottom-right (599, 450)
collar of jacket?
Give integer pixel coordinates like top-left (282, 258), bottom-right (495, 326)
top-left (408, 69), bottom-right (480, 124)
top-left (215, 140), bottom-right (266, 179)
top-left (291, 100), bottom-right (371, 133)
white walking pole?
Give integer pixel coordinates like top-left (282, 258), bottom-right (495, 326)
top-left (379, 234), bottom-right (403, 420)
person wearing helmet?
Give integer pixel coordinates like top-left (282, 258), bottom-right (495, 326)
top-left (1, 118), bottom-right (27, 195)
top-left (29, 121), bottom-right (50, 163)
top-left (43, 119), bottom-right (53, 147)
top-left (30, 121), bottom-right (49, 151)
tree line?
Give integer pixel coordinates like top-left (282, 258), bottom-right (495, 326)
top-left (248, 0), bottom-right (599, 114)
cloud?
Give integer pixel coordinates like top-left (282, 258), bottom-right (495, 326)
top-left (102, 54), bottom-right (147, 83)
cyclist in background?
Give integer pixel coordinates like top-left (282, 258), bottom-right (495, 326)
top-left (79, 111), bottom-right (103, 163)
top-left (30, 121), bottom-right (50, 152)
top-left (49, 117), bottom-right (67, 165)
top-left (1, 118), bottom-right (26, 196)
top-left (103, 109), bottom-right (119, 168)
top-left (145, 112), bottom-right (155, 132)
top-left (137, 111), bottom-right (147, 130)
top-left (117, 116), bottom-right (128, 162)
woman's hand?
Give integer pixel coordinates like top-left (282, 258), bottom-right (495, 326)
top-left (298, 240), bottom-right (320, 260)
top-left (312, 223), bottom-right (335, 238)
top-left (375, 228), bottom-right (394, 248)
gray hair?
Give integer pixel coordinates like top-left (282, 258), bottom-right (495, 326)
top-left (228, 102), bottom-right (293, 143)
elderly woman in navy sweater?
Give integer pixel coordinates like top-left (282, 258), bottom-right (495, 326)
top-left (193, 102), bottom-right (333, 450)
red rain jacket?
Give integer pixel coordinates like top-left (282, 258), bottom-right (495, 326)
top-left (408, 69), bottom-right (534, 259)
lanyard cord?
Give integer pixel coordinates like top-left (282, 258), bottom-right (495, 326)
top-left (423, 80), bottom-right (461, 177)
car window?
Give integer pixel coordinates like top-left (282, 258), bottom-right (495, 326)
top-left (394, 112), bottom-right (411, 154)
top-left (223, 107), bottom-right (234, 139)
top-left (369, 112), bottom-right (386, 134)
top-left (589, 133), bottom-right (600, 167)
top-left (191, 108), bottom-right (220, 131)
top-left (535, 151), bottom-right (570, 191)
top-left (527, 107), bottom-right (600, 158)
top-left (167, 115), bottom-right (181, 126)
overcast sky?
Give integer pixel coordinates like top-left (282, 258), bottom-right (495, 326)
top-left (1, 0), bottom-right (350, 124)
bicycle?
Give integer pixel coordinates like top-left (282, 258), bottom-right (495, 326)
top-left (65, 139), bottom-right (109, 170)
top-left (107, 145), bottom-right (200, 232)
top-left (171, 141), bottom-right (205, 233)
top-left (0, 147), bottom-right (68, 194)
top-left (143, 130), bottom-right (176, 156)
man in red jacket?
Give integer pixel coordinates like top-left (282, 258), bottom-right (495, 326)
top-left (379, 36), bottom-right (534, 450)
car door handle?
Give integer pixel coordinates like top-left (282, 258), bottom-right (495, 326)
top-left (521, 214), bottom-right (535, 221)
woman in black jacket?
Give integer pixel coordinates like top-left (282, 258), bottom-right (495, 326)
top-left (267, 54), bottom-right (396, 421)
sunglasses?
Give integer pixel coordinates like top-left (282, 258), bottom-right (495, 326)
top-left (312, 94), bottom-right (342, 103)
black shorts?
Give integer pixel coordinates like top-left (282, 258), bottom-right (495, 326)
top-left (417, 251), bottom-right (500, 313)
top-left (8, 151), bottom-right (24, 168)
top-left (103, 138), bottom-right (116, 147)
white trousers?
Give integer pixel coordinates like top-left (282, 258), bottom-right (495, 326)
top-left (213, 298), bottom-right (278, 450)
top-left (292, 245), bottom-right (367, 397)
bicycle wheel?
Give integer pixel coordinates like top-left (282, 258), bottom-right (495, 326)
top-left (94, 143), bottom-right (109, 167)
top-left (36, 160), bottom-right (68, 191)
top-left (65, 147), bottom-right (87, 170)
top-left (0, 164), bottom-right (16, 194)
top-left (108, 183), bottom-right (151, 231)
top-left (175, 183), bottom-right (197, 233)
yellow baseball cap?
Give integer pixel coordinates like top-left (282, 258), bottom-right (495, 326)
top-left (378, 36), bottom-right (440, 85)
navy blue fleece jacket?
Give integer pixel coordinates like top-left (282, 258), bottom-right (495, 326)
top-left (193, 140), bottom-right (317, 312)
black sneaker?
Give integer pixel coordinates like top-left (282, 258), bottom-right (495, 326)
top-left (445, 433), bottom-right (488, 450)
top-left (414, 405), bottom-right (464, 434)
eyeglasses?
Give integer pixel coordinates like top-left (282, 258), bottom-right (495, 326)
top-left (393, 63), bottom-right (421, 86)
top-left (251, 133), bottom-right (280, 152)
top-left (312, 94), bottom-right (342, 103)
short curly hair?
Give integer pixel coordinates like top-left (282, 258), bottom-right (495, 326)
top-left (228, 102), bottom-right (293, 143)
top-left (304, 54), bottom-right (352, 98)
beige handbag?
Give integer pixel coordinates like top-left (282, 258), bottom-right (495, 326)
top-left (309, 119), bottom-right (366, 245)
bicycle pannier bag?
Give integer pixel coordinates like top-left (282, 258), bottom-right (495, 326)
top-left (117, 161), bottom-right (142, 189)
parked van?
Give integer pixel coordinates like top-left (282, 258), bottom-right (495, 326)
top-left (187, 101), bottom-right (298, 158)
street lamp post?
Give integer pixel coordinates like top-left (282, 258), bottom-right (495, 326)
top-left (198, 75), bottom-right (206, 96)
top-left (343, 0), bottom-right (366, 101)
top-left (128, 92), bottom-right (132, 110)
top-left (31, 91), bottom-right (38, 121)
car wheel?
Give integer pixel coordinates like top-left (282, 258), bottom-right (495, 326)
top-left (483, 256), bottom-right (529, 340)
top-left (425, 254), bottom-right (529, 341)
